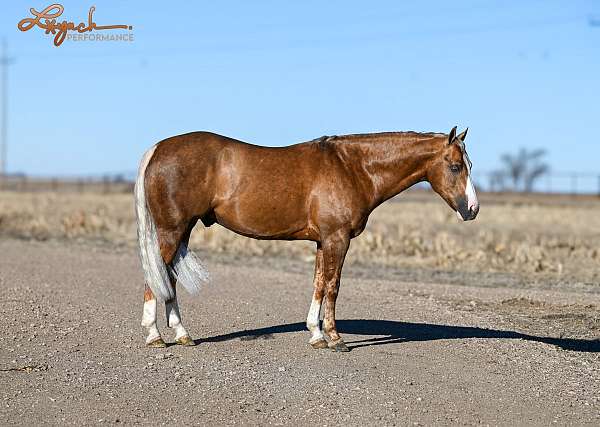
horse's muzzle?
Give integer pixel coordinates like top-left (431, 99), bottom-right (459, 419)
top-left (456, 197), bottom-right (479, 221)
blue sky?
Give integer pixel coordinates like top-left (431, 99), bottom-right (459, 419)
top-left (3, 1), bottom-right (600, 188)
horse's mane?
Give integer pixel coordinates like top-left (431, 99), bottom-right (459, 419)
top-left (307, 131), bottom-right (447, 146)
top-left (306, 131), bottom-right (471, 168)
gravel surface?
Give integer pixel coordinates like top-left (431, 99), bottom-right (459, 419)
top-left (1, 238), bottom-right (599, 426)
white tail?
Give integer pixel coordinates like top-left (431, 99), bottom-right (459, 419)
top-left (169, 244), bottom-right (209, 295)
top-left (134, 145), bottom-right (209, 302)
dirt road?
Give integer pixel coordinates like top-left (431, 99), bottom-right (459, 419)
top-left (1, 238), bottom-right (599, 425)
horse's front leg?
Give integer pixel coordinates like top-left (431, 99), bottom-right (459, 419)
top-left (306, 244), bottom-right (328, 349)
top-left (321, 230), bottom-right (351, 352)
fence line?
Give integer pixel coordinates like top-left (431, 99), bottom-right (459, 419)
top-left (472, 171), bottom-right (600, 195)
top-left (0, 175), bottom-right (133, 193)
top-left (1, 171), bottom-right (600, 195)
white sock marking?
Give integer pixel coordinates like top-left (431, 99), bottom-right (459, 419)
top-left (306, 297), bottom-right (324, 343)
top-left (141, 298), bottom-right (162, 344)
top-left (166, 298), bottom-right (189, 340)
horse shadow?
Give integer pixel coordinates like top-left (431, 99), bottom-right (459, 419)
top-left (197, 319), bottom-right (600, 353)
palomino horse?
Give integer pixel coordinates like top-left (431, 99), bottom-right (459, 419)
top-left (135, 126), bottom-right (479, 351)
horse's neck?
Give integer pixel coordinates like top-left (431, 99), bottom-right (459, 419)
top-left (336, 134), bottom-right (443, 207)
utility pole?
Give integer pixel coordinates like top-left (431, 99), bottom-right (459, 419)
top-left (1, 39), bottom-right (15, 179)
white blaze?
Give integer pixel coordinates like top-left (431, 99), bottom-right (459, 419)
top-left (458, 151), bottom-right (479, 220)
top-left (463, 151), bottom-right (479, 214)
top-left (465, 175), bottom-right (478, 211)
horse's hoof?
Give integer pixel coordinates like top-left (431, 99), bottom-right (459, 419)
top-left (309, 338), bottom-right (329, 349)
top-left (146, 338), bottom-right (167, 348)
top-left (176, 336), bottom-right (196, 346)
top-left (328, 339), bottom-right (350, 352)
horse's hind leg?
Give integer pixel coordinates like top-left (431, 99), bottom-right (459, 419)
top-left (142, 284), bottom-right (166, 347)
top-left (161, 224), bottom-right (197, 346)
top-left (140, 223), bottom-right (185, 347)
top-left (306, 244), bottom-right (328, 349)
top-left (165, 277), bottom-right (195, 346)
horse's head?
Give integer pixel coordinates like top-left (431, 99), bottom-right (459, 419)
top-left (427, 126), bottom-right (479, 221)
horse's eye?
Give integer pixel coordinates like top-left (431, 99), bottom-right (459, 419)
top-left (449, 164), bottom-right (461, 174)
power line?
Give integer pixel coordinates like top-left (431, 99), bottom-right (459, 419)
top-left (1, 39), bottom-right (15, 178)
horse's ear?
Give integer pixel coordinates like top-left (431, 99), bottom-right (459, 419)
top-left (457, 128), bottom-right (468, 141)
top-left (448, 126), bottom-right (457, 145)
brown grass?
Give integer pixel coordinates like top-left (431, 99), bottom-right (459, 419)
top-left (1, 190), bottom-right (599, 281)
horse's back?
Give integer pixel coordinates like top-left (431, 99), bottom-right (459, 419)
top-left (145, 132), bottom-right (332, 240)
top-left (150, 131), bottom-right (318, 165)
top-left (148, 131), bottom-right (323, 188)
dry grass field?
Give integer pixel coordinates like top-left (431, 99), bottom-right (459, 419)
top-left (2, 189), bottom-right (600, 282)
top-left (1, 189), bottom-right (600, 425)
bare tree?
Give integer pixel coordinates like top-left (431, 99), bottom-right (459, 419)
top-left (488, 170), bottom-right (506, 192)
top-left (494, 148), bottom-right (549, 192)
